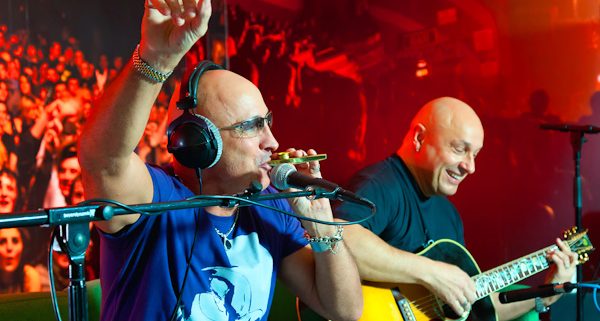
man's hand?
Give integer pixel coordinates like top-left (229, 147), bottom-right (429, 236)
top-left (276, 148), bottom-right (335, 236)
top-left (140, 0), bottom-right (212, 72)
top-left (420, 259), bottom-right (477, 317)
top-left (542, 238), bottom-right (578, 306)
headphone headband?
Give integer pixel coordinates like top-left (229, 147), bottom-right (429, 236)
top-left (176, 60), bottom-right (224, 110)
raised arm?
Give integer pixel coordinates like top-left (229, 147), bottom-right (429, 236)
top-left (78, 0), bottom-right (211, 233)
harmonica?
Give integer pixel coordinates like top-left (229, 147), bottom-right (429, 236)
top-left (268, 152), bottom-right (328, 165)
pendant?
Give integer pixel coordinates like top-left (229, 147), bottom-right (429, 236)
top-left (223, 238), bottom-right (232, 250)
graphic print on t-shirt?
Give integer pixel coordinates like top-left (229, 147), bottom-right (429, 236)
top-left (187, 232), bottom-right (273, 321)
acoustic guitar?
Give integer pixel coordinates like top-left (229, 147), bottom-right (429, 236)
top-left (298, 227), bottom-right (594, 321)
top-left (358, 227), bottom-right (593, 321)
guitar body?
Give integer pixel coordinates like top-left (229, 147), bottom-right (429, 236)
top-left (359, 239), bottom-right (497, 321)
top-left (297, 228), bottom-right (592, 321)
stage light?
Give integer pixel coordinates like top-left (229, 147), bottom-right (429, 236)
top-left (416, 59), bottom-right (429, 78)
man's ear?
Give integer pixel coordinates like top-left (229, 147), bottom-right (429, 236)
top-left (413, 123), bottom-right (426, 152)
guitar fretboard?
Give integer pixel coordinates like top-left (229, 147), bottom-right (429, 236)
top-left (473, 244), bottom-right (557, 299)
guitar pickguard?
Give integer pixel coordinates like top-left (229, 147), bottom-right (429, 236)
top-left (360, 240), bottom-right (497, 321)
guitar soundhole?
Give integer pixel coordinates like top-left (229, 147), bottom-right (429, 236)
top-left (441, 304), bottom-right (460, 320)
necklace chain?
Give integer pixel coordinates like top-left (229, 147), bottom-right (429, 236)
top-left (214, 210), bottom-right (239, 249)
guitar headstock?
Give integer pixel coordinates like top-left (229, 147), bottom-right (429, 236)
top-left (563, 227), bottom-right (595, 264)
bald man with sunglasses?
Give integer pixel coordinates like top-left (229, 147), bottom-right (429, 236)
top-left (78, 1), bottom-right (362, 321)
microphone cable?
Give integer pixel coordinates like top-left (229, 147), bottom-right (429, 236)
top-left (48, 227), bottom-right (63, 321)
top-left (46, 198), bottom-right (168, 321)
top-left (184, 193), bottom-right (376, 226)
top-left (47, 191), bottom-right (374, 321)
top-left (576, 281), bottom-right (600, 313)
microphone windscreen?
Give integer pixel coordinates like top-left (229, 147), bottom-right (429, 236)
top-left (270, 163), bottom-right (296, 190)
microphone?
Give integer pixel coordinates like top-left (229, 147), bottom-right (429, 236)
top-left (269, 163), bottom-right (375, 209)
top-left (499, 282), bottom-right (577, 304)
top-left (540, 123), bottom-right (600, 134)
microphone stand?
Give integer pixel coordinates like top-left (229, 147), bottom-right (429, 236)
top-left (0, 188), bottom-right (332, 321)
top-left (540, 123), bottom-right (600, 321)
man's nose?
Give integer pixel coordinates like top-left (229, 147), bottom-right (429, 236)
top-left (460, 154), bottom-right (476, 174)
top-left (261, 124), bottom-right (279, 152)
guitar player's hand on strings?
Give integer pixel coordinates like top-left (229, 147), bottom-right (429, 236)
top-left (541, 238), bottom-right (578, 307)
top-left (419, 258), bottom-right (477, 317)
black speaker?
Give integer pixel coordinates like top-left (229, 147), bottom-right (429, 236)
top-left (167, 60), bottom-right (224, 169)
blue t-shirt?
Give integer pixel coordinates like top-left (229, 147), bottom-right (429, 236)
top-left (99, 165), bottom-right (308, 321)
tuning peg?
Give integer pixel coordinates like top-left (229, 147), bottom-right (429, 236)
top-left (564, 227), bottom-right (577, 237)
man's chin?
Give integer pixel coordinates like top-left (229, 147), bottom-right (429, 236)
top-left (257, 176), bottom-right (270, 191)
top-left (234, 173), bottom-right (269, 194)
top-left (440, 186), bottom-right (459, 196)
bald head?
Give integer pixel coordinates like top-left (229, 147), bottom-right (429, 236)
top-left (399, 97), bottom-right (484, 197)
top-left (409, 97), bottom-right (482, 139)
top-left (168, 69), bottom-right (266, 126)
top-left (169, 68), bottom-right (278, 196)
top-left (195, 70), bottom-right (266, 127)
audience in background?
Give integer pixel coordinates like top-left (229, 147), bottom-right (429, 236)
top-left (0, 2), bottom-right (350, 293)
top-left (0, 169), bottom-right (18, 214)
top-left (0, 228), bottom-right (42, 293)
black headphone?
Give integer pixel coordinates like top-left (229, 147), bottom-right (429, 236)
top-left (167, 60), bottom-right (225, 169)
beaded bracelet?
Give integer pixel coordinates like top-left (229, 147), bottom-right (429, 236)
top-left (304, 225), bottom-right (344, 254)
top-left (132, 44), bottom-right (173, 84)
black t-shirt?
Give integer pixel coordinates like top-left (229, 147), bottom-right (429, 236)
top-left (335, 154), bottom-right (465, 253)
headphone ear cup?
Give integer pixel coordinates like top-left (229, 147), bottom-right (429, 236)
top-left (168, 60), bottom-right (225, 169)
top-left (198, 114), bottom-right (223, 168)
top-left (167, 112), bottom-right (223, 169)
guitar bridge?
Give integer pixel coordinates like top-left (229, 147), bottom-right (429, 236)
top-left (392, 288), bottom-right (417, 321)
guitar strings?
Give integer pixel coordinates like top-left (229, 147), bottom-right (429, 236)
top-left (403, 232), bottom-right (588, 318)
top-left (408, 294), bottom-right (444, 317)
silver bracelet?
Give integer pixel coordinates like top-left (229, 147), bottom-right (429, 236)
top-left (132, 44), bottom-right (173, 83)
top-left (304, 225), bottom-right (344, 254)
top-left (534, 297), bottom-right (550, 313)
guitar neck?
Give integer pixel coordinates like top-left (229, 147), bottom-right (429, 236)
top-left (472, 244), bottom-right (558, 300)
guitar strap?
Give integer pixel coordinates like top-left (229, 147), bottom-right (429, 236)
top-left (417, 201), bottom-right (434, 252)
top-left (416, 208), bottom-right (434, 252)
top-left (420, 239), bottom-right (435, 252)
